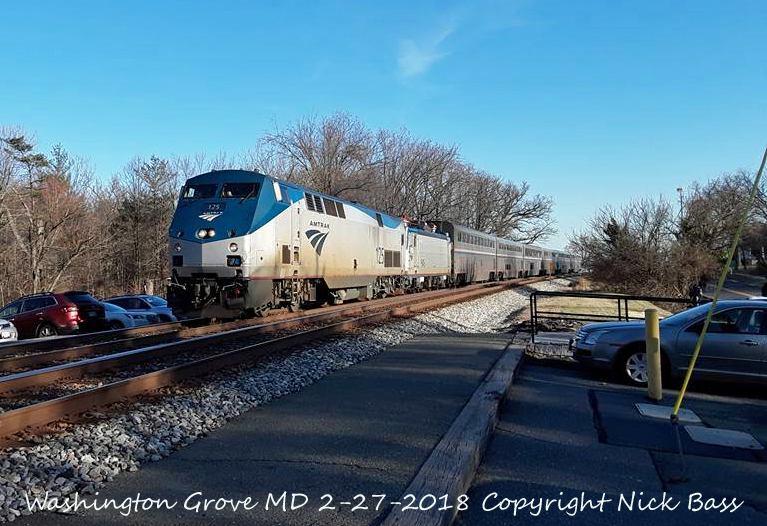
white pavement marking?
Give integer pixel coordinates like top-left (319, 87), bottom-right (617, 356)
top-left (721, 287), bottom-right (752, 298)
top-left (685, 426), bottom-right (764, 450)
top-left (635, 403), bottom-right (702, 424)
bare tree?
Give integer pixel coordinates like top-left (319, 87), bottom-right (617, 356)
top-left (0, 137), bottom-right (99, 292)
top-left (262, 112), bottom-right (379, 197)
top-left (570, 197), bottom-right (718, 295)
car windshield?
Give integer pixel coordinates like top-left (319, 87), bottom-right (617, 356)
top-left (660, 303), bottom-right (719, 325)
top-left (146, 296), bottom-right (167, 307)
top-left (182, 184), bottom-right (218, 200)
top-left (220, 182), bottom-right (260, 200)
top-left (64, 292), bottom-right (99, 305)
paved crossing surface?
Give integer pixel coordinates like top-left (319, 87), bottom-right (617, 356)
top-left (456, 359), bottom-right (767, 526)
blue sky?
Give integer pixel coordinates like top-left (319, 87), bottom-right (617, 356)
top-left (1, 0), bottom-right (765, 249)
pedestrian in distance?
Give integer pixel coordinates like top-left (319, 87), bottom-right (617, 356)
top-left (688, 282), bottom-right (702, 306)
top-left (699, 275), bottom-right (708, 293)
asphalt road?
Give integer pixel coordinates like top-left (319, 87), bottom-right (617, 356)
top-left (714, 273), bottom-right (767, 300)
top-left (456, 358), bottom-right (767, 526)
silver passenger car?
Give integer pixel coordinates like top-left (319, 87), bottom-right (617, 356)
top-left (573, 300), bottom-right (767, 385)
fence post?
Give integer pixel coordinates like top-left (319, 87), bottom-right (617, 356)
top-left (645, 308), bottom-right (662, 401)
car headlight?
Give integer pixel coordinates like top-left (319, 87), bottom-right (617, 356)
top-left (1, 330), bottom-right (11, 339)
top-left (583, 330), bottom-right (608, 345)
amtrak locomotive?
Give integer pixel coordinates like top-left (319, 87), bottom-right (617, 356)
top-left (167, 170), bottom-right (580, 318)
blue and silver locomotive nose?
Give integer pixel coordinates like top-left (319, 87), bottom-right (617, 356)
top-left (169, 172), bottom-right (266, 278)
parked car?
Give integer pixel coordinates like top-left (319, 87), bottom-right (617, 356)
top-left (102, 302), bottom-right (157, 329)
top-left (103, 295), bottom-right (176, 323)
top-left (572, 300), bottom-right (767, 385)
top-left (0, 291), bottom-right (108, 339)
top-left (0, 319), bottom-right (18, 343)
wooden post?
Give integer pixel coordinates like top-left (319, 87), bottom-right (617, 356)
top-left (645, 308), bottom-right (662, 401)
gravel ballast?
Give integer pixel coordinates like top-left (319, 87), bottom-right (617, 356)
top-left (0, 279), bottom-right (570, 522)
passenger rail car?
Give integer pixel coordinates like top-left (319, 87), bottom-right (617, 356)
top-left (167, 170), bottom-right (580, 318)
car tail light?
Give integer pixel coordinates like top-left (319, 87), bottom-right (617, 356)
top-left (63, 306), bottom-right (78, 318)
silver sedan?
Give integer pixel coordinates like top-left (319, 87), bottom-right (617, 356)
top-left (0, 319), bottom-right (18, 343)
top-left (572, 300), bottom-right (767, 385)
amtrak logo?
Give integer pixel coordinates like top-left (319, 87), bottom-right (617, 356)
top-left (198, 212), bottom-right (221, 222)
top-left (306, 229), bottom-right (329, 255)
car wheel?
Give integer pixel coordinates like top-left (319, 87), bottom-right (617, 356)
top-left (619, 349), bottom-right (648, 385)
top-left (36, 323), bottom-right (59, 338)
top-left (109, 320), bottom-right (124, 330)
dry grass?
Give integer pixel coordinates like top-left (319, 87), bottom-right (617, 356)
top-left (535, 295), bottom-right (674, 321)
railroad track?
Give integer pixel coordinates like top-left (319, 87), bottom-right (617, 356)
top-left (0, 276), bottom-right (552, 438)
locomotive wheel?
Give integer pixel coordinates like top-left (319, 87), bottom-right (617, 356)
top-left (287, 300), bottom-right (300, 313)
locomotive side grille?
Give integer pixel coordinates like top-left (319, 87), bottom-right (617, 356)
top-left (282, 244), bottom-right (291, 264)
top-left (383, 250), bottom-right (402, 268)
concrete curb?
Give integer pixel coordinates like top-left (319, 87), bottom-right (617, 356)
top-left (378, 343), bottom-right (524, 526)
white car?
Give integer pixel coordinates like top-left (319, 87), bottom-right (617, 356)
top-left (102, 302), bottom-right (154, 330)
top-left (0, 319), bottom-right (18, 342)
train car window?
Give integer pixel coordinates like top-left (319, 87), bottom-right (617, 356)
top-left (313, 195), bottom-right (325, 213)
top-left (336, 202), bottom-right (346, 218)
top-left (305, 193), bottom-right (316, 211)
top-left (277, 183), bottom-right (291, 203)
top-left (323, 198), bottom-right (338, 217)
top-left (220, 183), bottom-right (260, 199)
top-left (376, 213), bottom-right (384, 228)
top-left (182, 184), bottom-right (218, 200)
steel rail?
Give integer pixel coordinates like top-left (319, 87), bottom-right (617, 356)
top-left (0, 277), bottom-right (549, 437)
top-left (0, 332), bottom-right (180, 372)
top-left (0, 320), bottom-right (191, 357)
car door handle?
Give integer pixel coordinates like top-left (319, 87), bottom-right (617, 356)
top-left (739, 340), bottom-right (760, 346)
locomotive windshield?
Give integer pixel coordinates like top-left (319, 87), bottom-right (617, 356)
top-left (220, 182), bottom-right (261, 200)
top-left (182, 184), bottom-right (218, 200)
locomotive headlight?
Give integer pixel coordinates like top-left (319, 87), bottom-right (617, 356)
top-left (207, 228), bottom-right (216, 238)
top-left (229, 242), bottom-right (238, 253)
top-left (197, 229), bottom-right (208, 239)
top-left (174, 243), bottom-right (182, 252)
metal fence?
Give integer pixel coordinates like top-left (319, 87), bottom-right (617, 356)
top-left (528, 291), bottom-right (697, 343)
